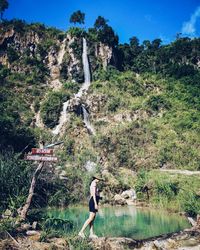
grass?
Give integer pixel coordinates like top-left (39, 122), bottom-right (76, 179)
top-left (135, 170), bottom-right (200, 216)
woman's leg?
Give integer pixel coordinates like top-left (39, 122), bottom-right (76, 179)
top-left (89, 214), bottom-right (96, 236)
top-left (79, 212), bottom-right (96, 235)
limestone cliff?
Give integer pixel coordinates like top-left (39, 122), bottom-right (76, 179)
top-left (0, 22), bottom-right (114, 85)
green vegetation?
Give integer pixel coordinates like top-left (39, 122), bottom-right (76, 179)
top-left (0, 67), bottom-right (36, 151)
top-left (70, 10), bottom-right (85, 25)
top-left (90, 71), bottom-right (199, 171)
top-left (0, 0), bottom-right (8, 20)
top-left (0, 153), bottom-right (33, 213)
top-left (0, 11), bottom-right (200, 245)
top-left (136, 170), bottom-right (200, 216)
top-left (40, 91), bottom-right (70, 129)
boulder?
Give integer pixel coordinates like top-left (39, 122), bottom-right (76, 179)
top-left (114, 194), bottom-right (126, 205)
top-left (47, 238), bottom-right (69, 249)
top-left (91, 237), bottom-right (139, 250)
top-left (18, 223), bottom-right (32, 231)
top-left (32, 221), bottom-right (38, 230)
top-left (2, 209), bottom-right (12, 218)
top-left (121, 189), bottom-right (137, 200)
top-left (26, 230), bottom-right (41, 236)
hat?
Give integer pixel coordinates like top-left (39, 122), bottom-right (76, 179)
top-left (93, 175), bottom-right (104, 181)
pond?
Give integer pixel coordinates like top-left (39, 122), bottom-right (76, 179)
top-left (46, 205), bottom-right (190, 240)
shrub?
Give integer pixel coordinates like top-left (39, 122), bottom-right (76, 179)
top-left (107, 96), bottom-right (121, 112)
top-left (146, 94), bottom-right (171, 111)
top-left (7, 47), bottom-right (20, 63)
top-left (64, 81), bottom-right (80, 93)
top-left (0, 153), bottom-right (33, 213)
top-left (155, 180), bottom-right (179, 199)
top-left (93, 66), bottom-right (120, 81)
top-left (41, 91), bottom-right (70, 128)
top-left (67, 27), bottom-right (85, 38)
top-left (181, 191), bottom-right (200, 217)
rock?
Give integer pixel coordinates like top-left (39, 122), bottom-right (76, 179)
top-left (196, 215), bottom-right (200, 229)
top-left (47, 238), bottom-right (69, 249)
top-left (0, 239), bottom-right (19, 250)
top-left (26, 230), bottom-right (41, 236)
top-left (91, 237), bottom-right (139, 250)
top-left (181, 238), bottom-right (200, 247)
top-left (166, 238), bottom-right (177, 249)
top-left (2, 209), bottom-right (13, 218)
top-left (196, 190), bottom-right (200, 197)
top-left (114, 194), bottom-right (126, 205)
top-left (20, 223), bottom-right (32, 231)
top-left (153, 240), bottom-right (164, 250)
top-left (126, 199), bottom-right (136, 206)
top-left (86, 94), bottom-right (107, 113)
top-left (84, 161), bottom-right (97, 172)
top-left (98, 42), bottom-right (112, 70)
top-left (67, 97), bottom-right (82, 113)
top-left (188, 217), bottom-right (197, 227)
top-left (121, 189), bottom-right (137, 201)
top-left (28, 233), bottom-right (41, 242)
top-left (24, 241), bottom-right (50, 250)
top-left (32, 221), bottom-right (38, 230)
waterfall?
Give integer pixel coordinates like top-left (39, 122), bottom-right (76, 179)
top-left (79, 39), bottom-right (95, 135)
top-left (82, 38), bottom-right (91, 84)
top-left (52, 38), bottom-right (94, 135)
top-left (52, 38), bottom-right (69, 135)
top-left (82, 104), bottom-right (95, 135)
top-left (52, 100), bottom-right (70, 135)
top-left (75, 38), bottom-right (91, 98)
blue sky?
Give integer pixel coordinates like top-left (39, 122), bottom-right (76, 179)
top-left (4, 0), bottom-right (200, 44)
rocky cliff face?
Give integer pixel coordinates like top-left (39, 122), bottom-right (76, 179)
top-left (0, 27), bottom-right (40, 69)
top-left (0, 23), bottom-right (114, 84)
top-left (97, 42), bottom-right (113, 70)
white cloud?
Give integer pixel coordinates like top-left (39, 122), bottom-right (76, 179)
top-left (182, 6), bottom-right (200, 35)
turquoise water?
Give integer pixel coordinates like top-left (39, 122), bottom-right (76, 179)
top-left (46, 205), bottom-right (190, 240)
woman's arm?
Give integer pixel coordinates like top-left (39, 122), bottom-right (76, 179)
top-left (91, 183), bottom-right (98, 209)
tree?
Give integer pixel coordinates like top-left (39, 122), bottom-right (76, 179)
top-left (0, 0), bottom-right (8, 20)
top-left (94, 16), bottom-right (108, 30)
top-left (69, 10), bottom-right (85, 25)
top-left (143, 40), bottom-right (151, 50)
top-left (129, 36), bottom-right (142, 57)
top-left (94, 16), bottom-right (118, 47)
top-left (151, 39), bottom-right (162, 50)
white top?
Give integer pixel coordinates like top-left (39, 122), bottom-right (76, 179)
top-left (90, 180), bottom-right (98, 197)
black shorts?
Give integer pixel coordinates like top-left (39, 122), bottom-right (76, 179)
top-left (89, 196), bottom-right (100, 213)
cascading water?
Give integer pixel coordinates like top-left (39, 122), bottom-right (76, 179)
top-left (82, 104), bottom-right (95, 135)
top-left (52, 38), bottom-right (70, 135)
top-left (75, 38), bottom-right (91, 98)
top-left (52, 38), bottom-right (95, 135)
top-left (52, 100), bottom-right (70, 135)
top-left (80, 38), bottom-right (95, 135)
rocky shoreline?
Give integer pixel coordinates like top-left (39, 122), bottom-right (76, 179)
top-left (0, 223), bottom-right (199, 250)
top-left (0, 230), bottom-right (199, 250)
top-left (0, 207), bottom-right (199, 250)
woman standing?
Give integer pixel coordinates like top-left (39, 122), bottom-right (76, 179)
top-left (78, 176), bottom-right (103, 239)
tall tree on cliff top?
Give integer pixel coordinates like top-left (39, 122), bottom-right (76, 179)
top-left (94, 16), bottom-right (119, 47)
top-left (94, 16), bottom-right (108, 30)
top-left (0, 0), bottom-right (8, 20)
top-left (70, 10), bottom-right (85, 25)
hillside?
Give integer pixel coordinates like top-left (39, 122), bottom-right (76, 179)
top-left (0, 17), bottom-right (200, 228)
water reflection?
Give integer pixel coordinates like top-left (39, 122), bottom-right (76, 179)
top-left (46, 205), bottom-right (190, 240)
